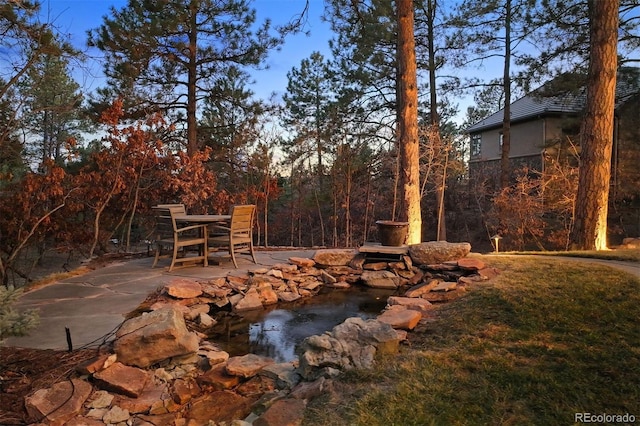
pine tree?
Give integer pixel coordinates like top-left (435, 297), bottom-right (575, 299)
top-left (397, 0), bottom-right (422, 244)
top-left (0, 82), bottom-right (25, 183)
top-left (20, 45), bottom-right (86, 168)
top-left (282, 52), bottom-right (336, 184)
top-left (199, 65), bottom-right (266, 196)
top-left (88, 0), bottom-right (283, 156)
top-left (570, 0), bottom-right (619, 250)
top-left (0, 287), bottom-right (39, 341)
top-left (448, 0), bottom-right (541, 188)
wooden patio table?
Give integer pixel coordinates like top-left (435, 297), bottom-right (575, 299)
top-left (173, 214), bottom-right (231, 224)
top-left (173, 214), bottom-right (232, 263)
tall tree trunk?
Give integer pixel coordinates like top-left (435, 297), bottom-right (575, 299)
top-left (397, 0), bottom-right (422, 244)
top-left (186, 1), bottom-right (198, 156)
top-left (500, 0), bottom-right (512, 189)
top-left (332, 172), bottom-right (338, 246)
top-left (315, 189), bottom-right (325, 246)
top-left (263, 168), bottom-right (269, 248)
top-left (570, 0), bottom-right (618, 250)
top-left (364, 166), bottom-right (372, 244)
top-left (427, 0), bottom-right (446, 241)
top-left (345, 161), bottom-right (352, 247)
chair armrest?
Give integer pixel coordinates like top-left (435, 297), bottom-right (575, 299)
top-left (209, 225), bottom-right (231, 233)
top-left (176, 224), bottom-right (207, 234)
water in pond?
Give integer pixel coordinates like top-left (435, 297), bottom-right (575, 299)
top-left (207, 287), bottom-right (395, 363)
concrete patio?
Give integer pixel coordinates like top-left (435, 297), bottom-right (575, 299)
top-left (4, 249), bottom-right (316, 351)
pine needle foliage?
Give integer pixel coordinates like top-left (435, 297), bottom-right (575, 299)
top-left (0, 287), bottom-right (39, 341)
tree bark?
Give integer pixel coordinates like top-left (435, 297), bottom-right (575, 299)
top-left (186, 0), bottom-right (198, 156)
top-left (397, 0), bottom-right (422, 244)
top-left (500, 0), bottom-right (512, 189)
top-left (570, 0), bottom-right (618, 250)
top-left (426, 0), bottom-right (446, 241)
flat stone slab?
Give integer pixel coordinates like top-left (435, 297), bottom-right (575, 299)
top-left (25, 378), bottom-right (92, 425)
top-left (93, 362), bottom-right (149, 398)
top-left (358, 243), bottom-right (409, 255)
top-left (377, 306), bottom-right (422, 330)
top-left (226, 354), bottom-right (275, 378)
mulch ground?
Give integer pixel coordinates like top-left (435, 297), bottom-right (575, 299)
top-left (0, 346), bottom-right (98, 425)
top-left (0, 252), bottom-right (163, 425)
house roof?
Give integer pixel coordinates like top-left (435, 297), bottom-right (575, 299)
top-left (467, 67), bottom-right (640, 133)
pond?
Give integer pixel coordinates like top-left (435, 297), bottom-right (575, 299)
top-left (207, 287), bottom-right (397, 363)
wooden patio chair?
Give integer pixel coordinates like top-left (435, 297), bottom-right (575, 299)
top-left (208, 204), bottom-right (257, 268)
top-left (154, 203), bottom-right (185, 210)
top-left (152, 205), bottom-right (208, 271)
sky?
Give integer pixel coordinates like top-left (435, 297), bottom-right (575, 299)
top-left (38, 0), bottom-right (333, 101)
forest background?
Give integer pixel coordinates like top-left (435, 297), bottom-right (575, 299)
top-left (0, 0), bottom-right (638, 288)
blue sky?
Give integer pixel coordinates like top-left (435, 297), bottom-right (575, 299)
top-left (39, 0), bottom-right (333, 100)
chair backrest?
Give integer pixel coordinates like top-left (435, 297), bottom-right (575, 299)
top-left (229, 205), bottom-right (255, 236)
top-left (153, 203), bottom-right (186, 214)
top-left (154, 205), bottom-right (186, 237)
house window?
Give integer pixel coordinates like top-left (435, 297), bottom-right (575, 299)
top-left (499, 133), bottom-right (503, 148)
top-left (471, 134), bottom-right (481, 157)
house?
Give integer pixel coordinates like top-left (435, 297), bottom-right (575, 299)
top-left (467, 67), bottom-right (640, 241)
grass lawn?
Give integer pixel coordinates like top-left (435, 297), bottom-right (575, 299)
top-left (304, 255), bottom-right (640, 425)
top-left (499, 248), bottom-right (640, 263)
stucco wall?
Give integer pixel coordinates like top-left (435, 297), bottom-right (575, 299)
top-left (473, 119), bottom-right (549, 161)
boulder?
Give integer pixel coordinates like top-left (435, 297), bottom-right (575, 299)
top-left (320, 270), bottom-right (337, 284)
top-left (289, 377), bottom-right (327, 400)
top-left (408, 241), bottom-right (472, 265)
top-left (289, 256), bottom-right (316, 267)
top-left (267, 268), bottom-right (284, 279)
top-left (86, 390), bottom-right (113, 409)
top-left (456, 257), bottom-right (486, 271)
top-left (421, 287), bottom-right (467, 302)
top-left (254, 398), bottom-right (307, 426)
top-left (387, 296), bottom-right (433, 314)
top-left (93, 362), bottom-right (148, 398)
top-left (198, 312), bottom-right (216, 327)
top-left (171, 377), bottom-right (201, 404)
top-left (377, 305), bottom-right (422, 330)
top-left (185, 391), bottom-right (253, 425)
top-left (197, 347), bottom-right (230, 366)
top-left (226, 354), bottom-right (275, 378)
top-left (259, 287), bottom-right (279, 305)
top-left (102, 406), bottom-right (130, 424)
top-left (297, 317), bottom-right (400, 380)
top-left (431, 281), bottom-right (458, 292)
top-left (25, 378), bottom-right (92, 425)
top-left (196, 363), bottom-right (241, 390)
top-left (76, 353), bottom-right (117, 375)
top-left (114, 380), bottom-right (168, 414)
top-left (360, 270), bottom-right (400, 289)
top-left (348, 253), bottom-right (367, 269)
top-left (621, 237), bottom-right (640, 248)
top-left (114, 307), bottom-right (200, 368)
top-left (260, 362), bottom-right (302, 390)
top-left (164, 278), bottom-right (203, 299)
top-left (66, 416), bottom-right (104, 426)
top-left (312, 249), bottom-right (358, 266)
top-left (278, 291), bottom-right (302, 302)
top-left (234, 288), bottom-right (264, 311)
top-left (364, 262), bottom-right (389, 271)
top-left (404, 279), bottom-right (440, 297)
top-left (478, 267), bottom-right (501, 280)
top-left (184, 303), bottom-right (210, 321)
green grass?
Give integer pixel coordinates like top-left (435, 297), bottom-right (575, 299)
top-left (303, 257), bottom-right (640, 425)
top-left (497, 248), bottom-right (640, 262)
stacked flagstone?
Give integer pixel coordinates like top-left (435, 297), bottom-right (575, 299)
top-left (24, 242), bottom-right (498, 425)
